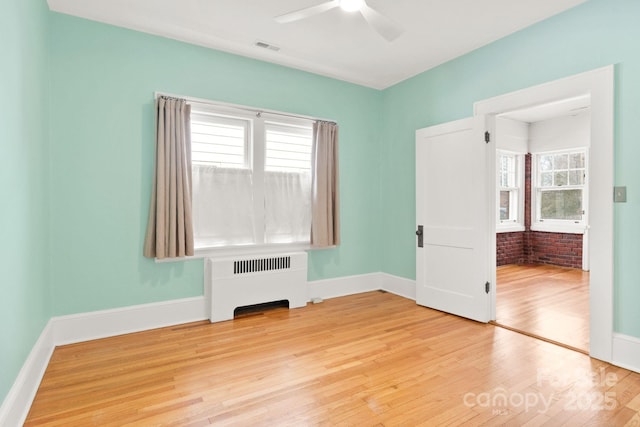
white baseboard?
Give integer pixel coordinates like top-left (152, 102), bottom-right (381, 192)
top-left (53, 296), bottom-right (208, 346)
top-left (307, 272), bottom-right (382, 301)
top-left (381, 273), bottom-right (416, 300)
top-left (613, 333), bottom-right (640, 374)
top-left (0, 321), bottom-right (54, 427)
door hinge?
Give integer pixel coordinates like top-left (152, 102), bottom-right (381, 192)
top-left (485, 281), bottom-right (490, 294)
top-left (484, 131), bottom-right (490, 143)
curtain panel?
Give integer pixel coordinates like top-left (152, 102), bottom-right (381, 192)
top-left (143, 97), bottom-right (194, 259)
top-left (265, 170), bottom-right (312, 244)
top-left (191, 167), bottom-right (312, 247)
top-left (191, 165), bottom-right (256, 247)
top-left (311, 121), bottom-right (340, 247)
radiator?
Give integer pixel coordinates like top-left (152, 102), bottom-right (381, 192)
top-left (206, 252), bottom-right (308, 323)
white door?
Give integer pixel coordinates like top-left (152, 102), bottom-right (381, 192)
top-left (415, 115), bottom-right (492, 323)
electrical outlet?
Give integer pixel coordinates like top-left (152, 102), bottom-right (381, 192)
top-left (614, 186), bottom-right (627, 203)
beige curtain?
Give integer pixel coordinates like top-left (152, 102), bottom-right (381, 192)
top-left (311, 121), bottom-right (340, 247)
top-left (143, 97), bottom-right (194, 259)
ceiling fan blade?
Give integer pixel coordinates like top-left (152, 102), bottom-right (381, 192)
top-left (275, 0), bottom-right (341, 24)
top-left (360, 3), bottom-right (403, 42)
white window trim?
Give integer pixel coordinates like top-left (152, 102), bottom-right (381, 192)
top-left (155, 242), bottom-right (313, 263)
top-left (496, 150), bottom-right (525, 233)
top-left (498, 223), bottom-right (526, 233)
top-left (530, 223), bottom-right (587, 234)
top-left (153, 93), bottom-right (337, 262)
top-left (195, 242), bottom-right (312, 259)
top-left (531, 148), bottom-right (589, 234)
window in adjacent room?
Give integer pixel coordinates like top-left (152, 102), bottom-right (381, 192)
top-left (190, 103), bottom-right (313, 250)
top-left (532, 149), bottom-right (588, 232)
top-left (496, 150), bottom-right (524, 232)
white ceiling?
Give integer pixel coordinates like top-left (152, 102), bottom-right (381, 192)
top-left (500, 95), bottom-right (591, 123)
top-left (47, 0), bottom-right (587, 90)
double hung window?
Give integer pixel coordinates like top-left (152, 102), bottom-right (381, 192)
top-left (497, 151), bottom-right (524, 232)
top-left (190, 103), bottom-right (313, 249)
top-left (533, 149), bottom-right (587, 232)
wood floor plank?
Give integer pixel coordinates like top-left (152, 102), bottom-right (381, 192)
top-left (496, 264), bottom-right (589, 351)
top-left (25, 291), bottom-right (639, 426)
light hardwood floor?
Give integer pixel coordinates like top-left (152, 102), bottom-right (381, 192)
top-left (26, 291), bottom-right (639, 426)
top-left (496, 264), bottom-right (589, 353)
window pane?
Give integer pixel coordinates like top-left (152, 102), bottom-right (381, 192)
top-left (554, 171), bottom-right (568, 186)
top-left (265, 123), bottom-right (312, 172)
top-left (499, 154), bottom-right (516, 188)
top-left (570, 152), bottom-right (585, 169)
top-left (540, 189), bottom-right (583, 220)
top-left (500, 191), bottom-right (510, 220)
top-left (500, 156), bottom-right (508, 172)
top-left (554, 154), bottom-right (568, 170)
top-left (191, 114), bottom-right (249, 168)
top-left (541, 172), bottom-right (553, 187)
top-left (569, 170), bottom-right (584, 186)
top-left (540, 155), bottom-right (553, 171)
top-left (500, 172), bottom-right (508, 188)
top-left (500, 155), bottom-right (511, 174)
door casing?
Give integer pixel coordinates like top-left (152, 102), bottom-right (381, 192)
top-left (474, 65), bottom-right (614, 362)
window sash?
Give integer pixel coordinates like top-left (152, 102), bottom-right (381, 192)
top-left (537, 151), bottom-right (586, 188)
top-left (499, 188), bottom-right (519, 223)
top-left (533, 149), bottom-right (587, 227)
top-left (190, 113), bottom-right (251, 169)
top-left (499, 154), bottom-right (517, 188)
top-left (265, 121), bottom-right (312, 173)
top-left (537, 188), bottom-right (584, 222)
top-left (497, 151), bottom-right (523, 229)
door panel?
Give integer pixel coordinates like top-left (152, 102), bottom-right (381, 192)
top-left (416, 116), bottom-right (491, 322)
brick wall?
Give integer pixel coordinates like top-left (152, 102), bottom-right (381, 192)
top-left (528, 231), bottom-right (583, 268)
top-left (496, 154), bottom-right (584, 269)
top-left (497, 232), bottom-right (525, 266)
top-left (497, 230), bottom-right (583, 268)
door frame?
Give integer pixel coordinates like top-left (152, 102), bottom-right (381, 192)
top-left (474, 65), bottom-right (614, 362)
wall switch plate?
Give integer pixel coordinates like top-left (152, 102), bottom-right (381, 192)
top-left (614, 186), bottom-right (627, 203)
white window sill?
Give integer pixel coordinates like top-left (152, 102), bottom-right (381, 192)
top-left (530, 223), bottom-right (586, 235)
top-left (155, 242), bottom-right (312, 263)
top-left (496, 224), bottom-right (525, 233)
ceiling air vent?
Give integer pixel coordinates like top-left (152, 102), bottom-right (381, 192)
top-left (255, 41), bottom-right (280, 52)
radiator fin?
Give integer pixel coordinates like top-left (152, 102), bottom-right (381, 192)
top-left (233, 256), bottom-right (291, 274)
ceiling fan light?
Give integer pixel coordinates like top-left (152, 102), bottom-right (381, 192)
top-left (339, 0), bottom-right (364, 13)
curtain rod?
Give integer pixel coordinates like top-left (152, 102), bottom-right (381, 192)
top-left (155, 92), bottom-right (336, 125)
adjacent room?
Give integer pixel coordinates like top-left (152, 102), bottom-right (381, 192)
top-left (3, 0), bottom-right (640, 425)
top-left (494, 99), bottom-right (591, 352)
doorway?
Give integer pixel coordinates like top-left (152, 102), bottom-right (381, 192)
top-left (492, 99), bottom-right (591, 353)
top-left (474, 65), bottom-right (614, 361)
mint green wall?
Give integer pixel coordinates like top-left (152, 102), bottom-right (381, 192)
top-left (49, 13), bottom-right (382, 316)
top-left (0, 0), bottom-right (51, 403)
top-left (380, 0), bottom-right (640, 337)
